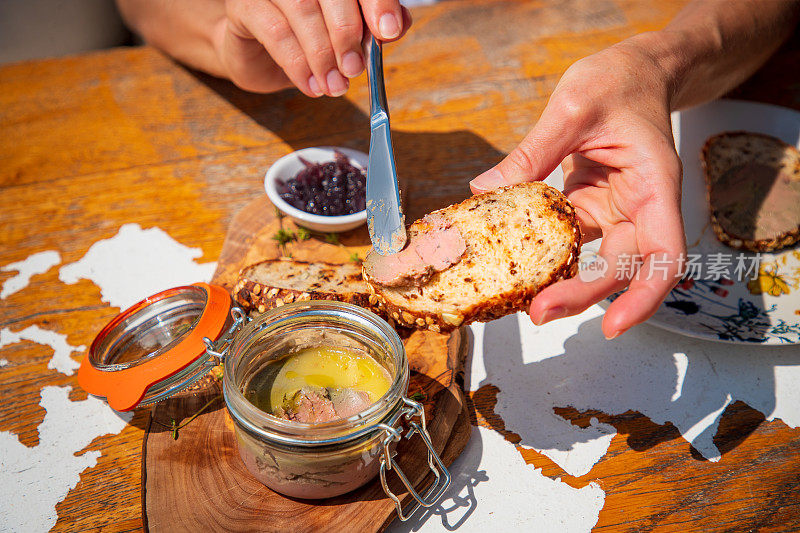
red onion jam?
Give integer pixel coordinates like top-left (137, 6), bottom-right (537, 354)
top-left (278, 151), bottom-right (366, 216)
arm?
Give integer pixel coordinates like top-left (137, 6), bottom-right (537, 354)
top-left (627, 0), bottom-right (800, 110)
top-left (470, 0), bottom-right (800, 338)
top-left (116, 0), bottom-right (228, 78)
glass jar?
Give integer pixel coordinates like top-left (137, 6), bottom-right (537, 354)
top-left (224, 300), bottom-right (410, 499)
top-left (78, 284), bottom-right (450, 521)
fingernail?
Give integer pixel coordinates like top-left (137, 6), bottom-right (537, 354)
top-left (308, 76), bottom-right (323, 96)
top-left (605, 329), bottom-right (625, 340)
top-left (326, 69), bottom-right (349, 96)
top-left (469, 168), bottom-right (507, 192)
top-left (341, 51), bottom-right (363, 78)
top-left (379, 13), bottom-right (401, 39)
top-left (533, 306), bottom-right (566, 326)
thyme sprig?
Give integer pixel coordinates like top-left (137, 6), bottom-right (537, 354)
top-left (152, 395), bottom-right (223, 440)
top-left (272, 228), bottom-right (296, 246)
top-left (270, 226), bottom-right (360, 263)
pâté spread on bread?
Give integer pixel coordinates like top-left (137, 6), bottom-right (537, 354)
top-left (363, 213), bottom-right (467, 287)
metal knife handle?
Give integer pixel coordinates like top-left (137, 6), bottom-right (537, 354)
top-left (365, 36), bottom-right (389, 123)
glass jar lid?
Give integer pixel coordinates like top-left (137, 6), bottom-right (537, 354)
top-left (77, 283), bottom-right (232, 411)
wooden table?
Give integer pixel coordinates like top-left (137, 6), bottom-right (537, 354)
top-left (2, 0), bottom-right (800, 531)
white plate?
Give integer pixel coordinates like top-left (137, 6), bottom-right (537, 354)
top-left (604, 99), bottom-right (800, 345)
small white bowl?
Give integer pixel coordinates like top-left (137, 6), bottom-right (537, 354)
top-left (265, 146), bottom-right (368, 233)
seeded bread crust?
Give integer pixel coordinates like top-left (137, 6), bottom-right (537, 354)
top-left (702, 131), bottom-right (800, 252)
top-left (363, 182), bottom-right (581, 332)
top-left (233, 260), bottom-right (383, 316)
top-left (234, 260), bottom-right (427, 330)
top-left (364, 255), bottom-right (579, 332)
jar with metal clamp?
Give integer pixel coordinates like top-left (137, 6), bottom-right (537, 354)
top-left (78, 283), bottom-right (450, 520)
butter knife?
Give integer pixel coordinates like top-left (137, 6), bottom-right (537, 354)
top-left (365, 36), bottom-right (406, 255)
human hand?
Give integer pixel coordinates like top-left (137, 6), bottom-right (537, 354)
top-left (213, 0), bottom-right (411, 96)
top-left (470, 37), bottom-right (687, 339)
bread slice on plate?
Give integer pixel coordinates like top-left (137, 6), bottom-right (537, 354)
top-left (702, 132), bottom-right (800, 252)
top-left (363, 181), bottom-right (581, 332)
top-left (233, 260), bottom-right (382, 315)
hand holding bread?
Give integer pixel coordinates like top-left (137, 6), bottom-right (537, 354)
top-left (466, 0), bottom-right (800, 339)
top-left (471, 42), bottom-right (686, 340)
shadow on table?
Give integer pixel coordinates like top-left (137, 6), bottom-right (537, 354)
top-left (476, 313), bottom-right (800, 462)
top-left (190, 72), bottom-right (507, 223)
top-left (396, 312), bottom-right (800, 530)
top-left (390, 424), bottom-right (487, 533)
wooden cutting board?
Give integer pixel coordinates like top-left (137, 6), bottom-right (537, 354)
top-left (142, 197), bottom-right (472, 532)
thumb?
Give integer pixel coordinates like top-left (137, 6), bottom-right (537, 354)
top-left (470, 109), bottom-right (581, 194)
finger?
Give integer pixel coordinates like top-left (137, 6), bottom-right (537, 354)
top-left (469, 95), bottom-right (590, 193)
top-left (218, 20), bottom-right (294, 93)
top-left (602, 189), bottom-right (686, 338)
top-left (601, 250), bottom-right (682, 339)
top-left (560, 154), bottom-right (577, 175)
top-left (226, 0), bottom-right (319, 96)
top-left (272, 0), bottom-right (345, 96)
top-left (397, 6), bottom-right (413, 41)
top-left (560, 158), bottom-right (613, 241)
top-left (319, 0), bottom-right (364, 78)
top-left (573, 205), bottom-right (603, 242)
top-left (530, 222), bottom-right (636, 325)
top-left (359, 0), bottom-right (407, 41)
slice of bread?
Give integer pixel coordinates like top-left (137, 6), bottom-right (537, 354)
top-left (702, 132), bottom-right (800, 252)
top-left (234, 182), bottom-right (581, 332)
top-left (363, 182), bottom-right (581, 332)
top-left (233, 260), bottom-right (382, 315)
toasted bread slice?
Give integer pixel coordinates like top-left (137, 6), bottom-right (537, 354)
top-left (702, 132), bottom-right (800, 252)
top-left (233, 260), bottom-right (382, 315)
top-left (363, 182), bottom-right (581, 332)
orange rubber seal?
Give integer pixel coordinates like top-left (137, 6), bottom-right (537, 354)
top-left (77, 283), bottom-right (231, 411)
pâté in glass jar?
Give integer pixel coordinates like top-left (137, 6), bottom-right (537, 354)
top-left (78, 283), bottom-right (450, 520)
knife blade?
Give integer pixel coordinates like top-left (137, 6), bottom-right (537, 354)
top-left (365, 36), bottom-right (406, 255)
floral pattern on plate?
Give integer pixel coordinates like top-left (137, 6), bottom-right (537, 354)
top-left (609, 259), bottom-right (800, 344)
